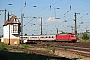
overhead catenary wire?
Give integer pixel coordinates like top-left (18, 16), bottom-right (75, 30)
top-left (16, 0), bottom-right (39, 14)
top-left (31, 0), bottom-right (62, 16)
top-left (27, 0), bottom-right (74, 19)
top-left (81, 0), bottom-right (90, 3)
top-left (24, 0), bottom-right (84, 33)
top-left (20, 0), bottom-right (75, 20)
top-left (19, 0), bottom-right (90, 34)
top-left (30, 0), bottom-right (90, 23)
top-left (23, 18), bottom-right (35, 27)
top-left (70, 0), bottom-right (71, 10)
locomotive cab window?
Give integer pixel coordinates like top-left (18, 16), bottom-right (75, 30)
top-left (71, 35), bottom-right (74, 37)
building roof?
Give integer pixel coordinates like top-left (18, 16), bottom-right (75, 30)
top-left (3, 15), bottom-right (21, 26)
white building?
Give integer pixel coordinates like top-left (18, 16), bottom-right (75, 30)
top-left (3, 15), bottom-right (21, 45)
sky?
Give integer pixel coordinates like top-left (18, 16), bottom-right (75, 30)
top-left (0, 0), bottom-right (90, 35)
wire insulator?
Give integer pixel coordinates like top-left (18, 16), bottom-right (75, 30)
top-left (50, 5), bottom-right (51, 10)
top-left (70, 5), bottom-right (71, 10)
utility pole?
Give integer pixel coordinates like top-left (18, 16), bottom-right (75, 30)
top-left (5, 9), bottom-right (6, 23)
top-left (54, 8), bottom-right (60, 19)
top-left (41, 17), bottom-right (42, 35)
top-left (21, 14), bottom-right (24, 41)
top-left (8, 4), bottom-right (13, 16)
top-left (56, 28), bottom-right (58, 34)
top-left (0, 9), bottom-right (6, 23)
top-left (74, 13), bottom-right (80, 37)
top-left (8, 11), bottom-right (10, 45)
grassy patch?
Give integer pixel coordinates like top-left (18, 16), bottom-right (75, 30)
top-left (40, 49), bottom-right (50, 53)
top-left (47, 43), bottom-right (51, 47)
top-left (0, 43), bottom-right (62, 60)
top-left (78, 39), bottom-right (90, 42)
top-left (21, 44), bottom-right (29, 48)
top-left (21, 44), bottom-right (35, 48)
top-left (23, 50), bottom-right (28, 54)
top-left (28, 45), bottom-right (35, 48)
top-left (64, 47), bottom-right (68, 50)
top-left (52, 46), bottom-right (55, 54)
top-left (0, 42), bottom-right (8, 51)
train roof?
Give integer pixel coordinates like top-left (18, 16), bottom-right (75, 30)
top-left (20, 34), bottom-right (56, 38)
top-left (57, 33), bottom-right (75, 35)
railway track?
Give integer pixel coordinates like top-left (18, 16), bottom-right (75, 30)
top-left (57, 47), bottom-right (90, 57)
top-left (28, 42), bottom-right (90, 58)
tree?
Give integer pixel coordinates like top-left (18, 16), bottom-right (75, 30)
top-left (32, 34), bottom-right (34, 36)
top-left (82, 33), bottom-right (89, 40)
top-left (61, 31), bottom-right (68, 34)
top-left (24, 33), bottom-right (27, 36)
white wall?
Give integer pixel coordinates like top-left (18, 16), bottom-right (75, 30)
top-left (1, 37), bottom-right (4, 42)
top-left (3, 25), bottom-right (9, 38)
top-left (3, 25), bottom-right (19, 39)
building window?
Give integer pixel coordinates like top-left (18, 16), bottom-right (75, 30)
top-left (13, 24), bottom-right (18, 33)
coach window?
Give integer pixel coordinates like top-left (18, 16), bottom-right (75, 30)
top-left (52, 36), bottom-right (54, 38)
top-left (32, 37), bottom-right (34, 38)
top-left (41, 37), bottom-right (44, 38)
top-left (49, 36), bottom-right (50, 38)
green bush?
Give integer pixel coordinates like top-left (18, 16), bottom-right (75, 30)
top-left (0, 42), bottom-right (8, 51)
top-left (64, 47), bottom-right (68, 50)
top-left (52, 47), bottom-right (55, 54)
top-left (82, 33), bottom-right (89, 40)
top-left (47, 44), bottom-right (51, 47)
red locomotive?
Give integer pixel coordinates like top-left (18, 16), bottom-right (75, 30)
top-left (56, 33), bottom-right (77, 42)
